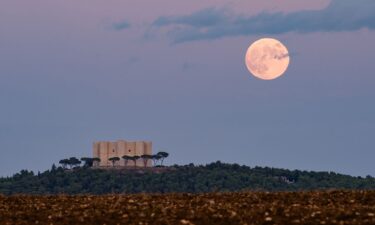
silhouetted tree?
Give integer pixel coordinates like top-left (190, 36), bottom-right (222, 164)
top-left (122, 155), bottom-right (133, 167)
top-left (157, 152), bottom-right (169, 166)
top-left (133, 156), bottom-right (140, 167)
top-left (3, 161), bottom-right (375, 194)
top-left (68, 157), bottom-right (81, 169)
top-left (51, 164), bottom-right (57, 172)
top-left (108, 157), bottom-right (120, 167)
top-left (151, 154), bottom-right (162, 166)
top-left (92, 157), bottom-right (101, 167)
top-left (81, 157), bottom-right (95, 167)
top-left (141, 154), bottom-right (152, 167)
top-left (59, 159), bottom-right (69, 169)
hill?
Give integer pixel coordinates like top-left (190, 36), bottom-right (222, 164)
top-left (0, 161), bottom-right (374, 195)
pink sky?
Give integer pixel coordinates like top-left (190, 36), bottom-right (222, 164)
top-left (0, 0), bottom-right (375, 177)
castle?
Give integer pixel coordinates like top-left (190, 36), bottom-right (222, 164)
top-left (92, 140), bottom-right (152, 167)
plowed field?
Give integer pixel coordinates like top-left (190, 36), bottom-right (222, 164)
top-left (1, 191), bottom-right (374, 225)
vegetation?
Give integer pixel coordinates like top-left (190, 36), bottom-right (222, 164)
top-left (0, 161), bottom-right (374, 195)
top-left (81, 157), bottom-right (100, 167)
top-left (58, 159), bottom-right (70, 169)
top-left (152, 154), bottom-right (162, 166)
top-left (157, 151), bottom-right (169, 166)
top-left (141, 154), bottom-right (152, 167)
top-left (108, 157), bottom-right (120, 167)
top-left (83, 152), bottom-right (170, 168)
top-left (59, 157), bottom-right (81, 169)
top-left (132, 156), bottom-right (140, 167)
top-left (122, 155), bottom-right (132, 166)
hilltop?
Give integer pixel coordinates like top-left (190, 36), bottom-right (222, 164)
top-left (0, 161), bottom-right (374, 195)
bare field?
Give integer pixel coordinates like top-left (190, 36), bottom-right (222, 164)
top-left (1, 191), bottom-right (374, 225)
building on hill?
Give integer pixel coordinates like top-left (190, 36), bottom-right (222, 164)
top-left (93, 140), bottom-right (152, 167)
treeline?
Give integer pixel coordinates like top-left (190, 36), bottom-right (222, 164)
top-left (0, 161), bottom-right (374, 195)
top-left (58, 151), bottom-right (169, 168)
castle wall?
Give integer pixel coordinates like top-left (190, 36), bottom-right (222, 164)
top-left (108, 142), bottom-right (117, 166)
top-left (117, 140), bottom-right (126, 166)
top-left (145, 142), bottom-right (152, 167)
top-left (92, 142), bottom-right (100, 167)
top-left (93, 140), bottom-right (153, 168)
top-left (126, 142), bottom-right (136, 166)
top-left (99, 142), bottom-right (109, 167)
top-left (135, 141), bottom-right (144, 166)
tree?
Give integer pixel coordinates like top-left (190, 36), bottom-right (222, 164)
top-left (122, 155), bottom-right (133, 167)
top-left (51, 164), bottom-right (57, 172)
top-left (133, 156), bottom-right (140, 167)
top-left (59, 159), bottom-right (70, 169)
top-left (93, 157), bottom-right (101, 167)
top-left (108, 157), bottom-right (120, 167)
top-left (3, 161), bottom-right (375, 195)
top-left (157, 151), bottom-right (169, 166)
top-left (141, 154), bottom-right (152, 167)
top-left (81, 157), bottom-right (95, 167)
top-left (151, 154), bottom-right (162, 167)
top-left (68, 157), bottom-right (81, 169)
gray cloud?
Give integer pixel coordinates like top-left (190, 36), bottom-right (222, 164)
top-left (113, 21), bottom-right (131, 30)
top-left (151, 0), bottom-right (375, 43)
top-left (153, 8), bottom-right (229, 28)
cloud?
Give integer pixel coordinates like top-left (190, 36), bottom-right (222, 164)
top-left (113, 21), bottom-right (131, 30)
top-left (153, 8), bottom-right (229, 28)
top-left (151, 0), bottom-right (375, 43)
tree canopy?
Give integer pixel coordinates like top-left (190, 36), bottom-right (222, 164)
top-left (0, 161), bottom-right (374, 195)
top-left (108, 157), bottom-right (120, 167)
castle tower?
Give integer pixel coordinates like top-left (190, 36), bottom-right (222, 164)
top-left (92, 140), bottom-right (153, 167)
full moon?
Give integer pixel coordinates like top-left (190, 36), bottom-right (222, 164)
top-left (245, 38), bottom-right (290, 80)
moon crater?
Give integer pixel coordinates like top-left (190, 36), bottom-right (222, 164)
top-left (245, 38), bottom-right (290, 80)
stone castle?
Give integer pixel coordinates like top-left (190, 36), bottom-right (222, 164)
top-left (93, 140), bottom-right (152, 167)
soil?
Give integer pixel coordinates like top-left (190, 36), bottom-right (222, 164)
top-left (1, 191), bottom-right (374, 225)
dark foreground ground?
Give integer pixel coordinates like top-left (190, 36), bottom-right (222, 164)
top-left (1, 191), bottom-right (374, 225)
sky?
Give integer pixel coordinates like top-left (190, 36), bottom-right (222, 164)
top-left (1, 0), bottom-right (375, 177)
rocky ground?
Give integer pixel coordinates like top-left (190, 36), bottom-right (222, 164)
top-left (0, 191), bottom-right (374, 225)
